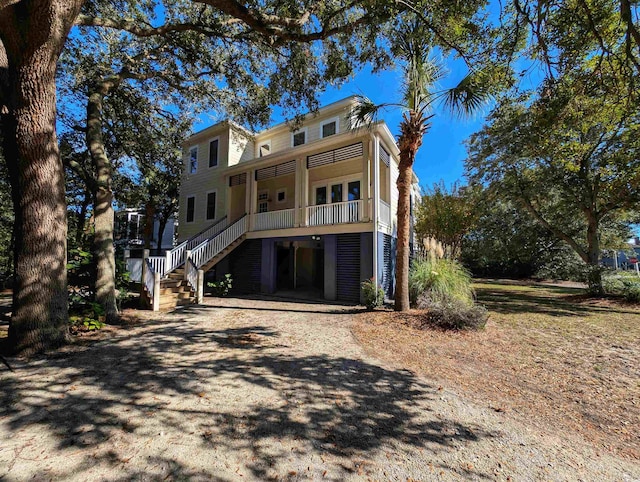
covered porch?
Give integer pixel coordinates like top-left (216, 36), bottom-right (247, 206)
top-left (225, 136), bottom-right (394, 235)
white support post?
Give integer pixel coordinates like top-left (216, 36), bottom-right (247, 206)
top-left (197, 269), bottom-right (204, 304)
top-left (165, 249), bottom-right (171, 276)
top-left (301, 161), bottom-right (309, 226)
top-left (141, 249), bottom-right (150, 298)
top-left (362, 139), bottom-right (371, 221)
top-left (372, 135), bottom-right (380, 288)
top-left (184, 250), bottom-right (192, 280)
top-left (244, 170), bottom-right (251, 216)
top-left (153, 271), bottom-right (161, 311)
top-left (294, 158), bottom-right (302, 227)
top-left (249, 169), bottom-right (258, 231)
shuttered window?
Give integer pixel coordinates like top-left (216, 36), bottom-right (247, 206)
top-left (306, 142), bottom-right (363, 169)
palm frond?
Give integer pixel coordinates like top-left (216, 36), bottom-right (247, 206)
top-left (442, 71), bottom-right (493, 119)
top-left (348, 95), bottom-right (383, 131)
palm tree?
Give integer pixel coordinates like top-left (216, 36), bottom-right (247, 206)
top-left (353, 26), bottom-right (490, 311)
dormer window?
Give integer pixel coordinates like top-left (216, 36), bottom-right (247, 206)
top-left (258, 140), bottom-right (271, 157)
top-left (292, 128), bottom-right (306, 147)
top-left (189, 146), bottom-right (198, 173)
top-left (320, 117), bottom-right (339, 138)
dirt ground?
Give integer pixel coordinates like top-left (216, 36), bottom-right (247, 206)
top-left (1, 294), bottom-right (639, 481)
top-left (353, 281), bottom-right (640, 461)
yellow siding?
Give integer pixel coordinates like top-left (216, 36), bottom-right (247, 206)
top-left (229, 184), bottom-right (246, 221)
top-left (256, 173), bottom-right (296, 211)
top-left (228, 127), bottom-right (254, 166)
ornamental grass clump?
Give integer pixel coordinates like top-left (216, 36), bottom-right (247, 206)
top-left (409, 238), bottom-right (474, 306)
top-left (410, 237), bottom-right (486, 330)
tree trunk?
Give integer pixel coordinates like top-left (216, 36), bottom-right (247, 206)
top-left (586, 216), bottom-right (603, 296)
top-left (87, 89), bottom-right (119, 323)
top-left (75, 188), bottom-right (90, 248)
top-left (394, 148), bottom-right (417, 311)
top-left (143, 201), bottom-right (155, 250)
top-left (156, 213), bottom-right (169, 252)
top-left (0, 1), bottom-right (84, 355)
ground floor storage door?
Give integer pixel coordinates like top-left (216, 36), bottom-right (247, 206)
top-left (336, 234), bottom-right (361, 303)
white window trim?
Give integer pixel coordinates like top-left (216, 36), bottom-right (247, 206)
top-left (311, 175), bottom-right (362, 205)
top-left (205, 189), bottom-right (218, 221)
top-left (188, 146), bottom-right (198, 174)
top-left (258, 139), bottom-right (272, 157)
top-left (276, 188), bottom-right (287, 204)
top-left (291, 127), bottom-right (307, 147)
top-left (320, 116), bottom-right (340, 138)
top-left (185, 195), bottom-right (196, 224)
top-left (257, 189), bottom-right (269, 212)
top-left (208, 137), bottom-right (220, 168)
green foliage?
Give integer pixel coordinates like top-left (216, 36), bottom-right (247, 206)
top-left (69, 297), bottom-right (106, 333)
top-left (361, 278), bottom-right (385, 310)
top-left (409, 256), bottom-right (474, 306)
top-left (208, 274), bottom-right (233, 297)
top-left (415, 182), bottom-right (478, 259)
top-left (417, 296), bottom-right (488, 331)
top-left (603, 272), bottom-right (640, 303)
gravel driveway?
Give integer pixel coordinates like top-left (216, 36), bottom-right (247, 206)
top-left (1, 296), bottom-right (638, 481)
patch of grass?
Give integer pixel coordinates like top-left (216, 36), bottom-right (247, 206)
top-left (353, 280), bottom-right (640, 459)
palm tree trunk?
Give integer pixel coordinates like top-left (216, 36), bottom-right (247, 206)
top-left (395, 146), bottom-right (418, 311)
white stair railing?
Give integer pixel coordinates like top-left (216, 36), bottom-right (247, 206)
top-left (307, 199), bottom-right (363, 226)
top-left (190, 215), bottom-right (248, 269)
top-left (253, 208), bottom-right (295, 231)
top-left (185, 258), bottom-right (199, 293)
top-left (143, 259), bottom-right (160, 311)
top-left (162, 216), bottom-right (228, 276)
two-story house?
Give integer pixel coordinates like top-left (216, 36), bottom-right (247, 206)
top-left (141, 96), bottom-right (418, 310)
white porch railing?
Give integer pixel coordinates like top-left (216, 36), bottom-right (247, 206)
top-left (379, 200), bottom-right (391, 227)
top-left (147, 256), bottom-right (166, 276)
top-left (253, 208), bottom-right (295, 231)
top-left (190, 215), bottom-right (248, 269)
top-left (307, 199), bottom-right (363, 227)
top-left (162, 216), bottom-right (228, 276)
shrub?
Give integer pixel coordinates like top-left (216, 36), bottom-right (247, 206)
top-left (361, 278), bottom-right (385, 310)
top-left (417, 295), bottom-right (488, 330)
top-left (603, 272), bottom-right (640, 302)
top-left (409, 256), bottom-right (474, 306)
top-left (208, 273), bottom-right (233, 297)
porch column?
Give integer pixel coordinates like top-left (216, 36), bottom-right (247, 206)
top-left (362, 139), bottom-right (371, 221)
top-left (248, 169), bottom-right (257, 231)
top-left (294, 158), bottom-right (302, 227)
top-left (372, 134), bottom-right (381, 288)
top-left (300, 158), bottom-right (309, 226)
top-left (244, 170), bottom-right (251, 216)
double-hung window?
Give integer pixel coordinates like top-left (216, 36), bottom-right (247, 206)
top-left (320, 117), bottom-right (339, 138)
top-left (292, 128), bottom-right (306, 147)
top-left (189, 147), bottom-right (198, 173)
top-left (206, 191), bottom-right (217, 220)
top-left (208, 138), bottom-right (219, 168)
top-left (186, 196), bottom-right (195, 223)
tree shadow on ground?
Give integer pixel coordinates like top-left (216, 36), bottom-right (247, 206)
top-left (0, 315), bottom-right (496, 480)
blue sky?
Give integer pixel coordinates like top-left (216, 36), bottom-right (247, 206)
top-left (193, 57), bottom-right (489, 191)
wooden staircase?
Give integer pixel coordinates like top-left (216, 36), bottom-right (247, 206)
top-left (158, 268), bottom-right (196, 311)
top-left (200, 235), bottom-right (246, 273)
top-left (142, 214), bottom-right (248, 311)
